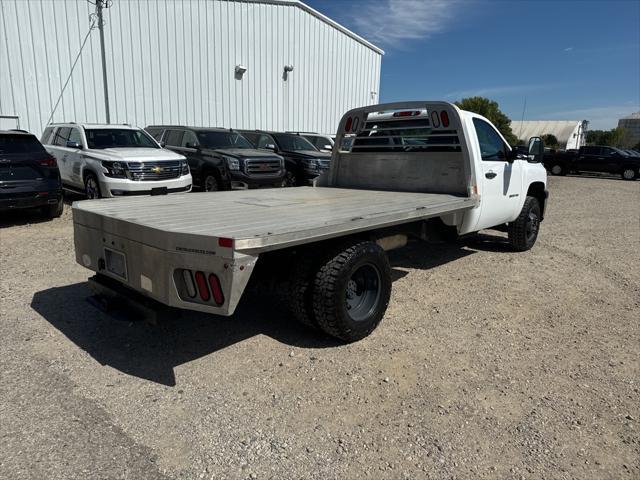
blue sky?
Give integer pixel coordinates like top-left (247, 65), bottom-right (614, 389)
top-left (305, 0), bottom-right (640, 130)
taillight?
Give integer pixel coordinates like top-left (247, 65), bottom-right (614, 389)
top-left (393, 110), bottom-right (421, 117)
top-left (218, 237), bottom-right (233, 248)
top-left (208, 274), bottom-right (224, 306)
top-left (345, 116), bottom-right (353, 132)
top-left (38, 156), bottom-right (57, 167)
top-left (194, 271), bottom-right (210, 301)
top-left (440, 110), bottom-right (450, 128)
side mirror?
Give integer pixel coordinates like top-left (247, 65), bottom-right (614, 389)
top-left (322, 144), bottom-right (332, 151)
top-left (66, 141), bottom-right (82, 149)
top-left (264, 143), bottom-right (277, 151)
top-left (185, 142), bottom-right (199, 150)
top-left (528, 136), bottom-right (544, 163)
top-left (160, 142), bottom-right (166, 148)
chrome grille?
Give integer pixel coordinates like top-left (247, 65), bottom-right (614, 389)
top-left (245, 158), bottom-right (282, 176)
top-left (318, 159), bottom-right (331, 169)
top-left (127, 161), bottom-right (182, 181)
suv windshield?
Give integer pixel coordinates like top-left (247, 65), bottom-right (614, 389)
top-left (197, 131), bottom-right (253, 149)
top-left (85, 129), bottom-right (159, 149)
top-left (272, 134), bottom-right (317, 152)
top-left (0, 134), bottom-right (46, 154)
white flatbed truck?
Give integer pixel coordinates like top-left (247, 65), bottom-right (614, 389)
top-left (73, 102), bottom-right (548, 342)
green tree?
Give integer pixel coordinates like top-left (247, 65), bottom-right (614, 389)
top-left (541, 134), bottom-right (559, 148)
top-left (455, 96), bottom-right (518, 145)
top-left (586, 128), bottom-right (626, 147)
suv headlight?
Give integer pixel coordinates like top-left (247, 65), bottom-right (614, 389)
top-left (223, 155), bottom-right (240, 171)
top-left (181, 159), bottom-right (190, 175)
top-left (302, 158), bottom-right (319, 170)
top-left (102, 160), bottom-right (127, 178)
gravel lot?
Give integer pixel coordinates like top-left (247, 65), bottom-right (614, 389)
top-left (1, 175), bottom-right (638, 480)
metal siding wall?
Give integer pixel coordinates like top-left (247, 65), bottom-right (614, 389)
top-left (1, 0), bottom-right (381, 137)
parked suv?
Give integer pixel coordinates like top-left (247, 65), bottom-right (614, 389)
top-left (146, 126), bottom-right (285, 191)
top-left (287, 132), bottom-right (334, 152)
top-left (0, 130), bottom-right (63, 218)
top-left (41, 124), bottom-right (192, 198)
top-left (239, 131), bottom-right (331, 186)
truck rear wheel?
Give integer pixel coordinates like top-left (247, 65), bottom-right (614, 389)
top-left (312, 241), bottom-right (391, 342)
top-left (286, 254), bottom-right (318, 330)
top-left (508, 196), bottom-right (541, 251)
top-left (621, 167), bottom-right (637, 180)
top-left (550, 163), bottom-right (565, 175)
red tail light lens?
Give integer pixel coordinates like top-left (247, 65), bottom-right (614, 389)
top-left (440, 110), bottom-right (450, 128)
top-left (208, 274), bottom-right (225, 306)
top-left (345, 116), bottom-right (353, 132)
top-left (218, 237), bottom-right (233, 248)
top-left (194, 271), bottom-right (210, 301)
top-left (38, 156), bottom-right (57, 167)
top-left (393, 110), bottom-right (421, 117)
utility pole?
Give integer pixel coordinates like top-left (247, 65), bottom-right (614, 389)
top-left (96, 0), bottom-right (110, 123)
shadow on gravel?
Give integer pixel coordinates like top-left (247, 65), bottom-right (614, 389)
top-left (30, 232), bottom-right (509, 386)
top-left (0, 208), bottom-right (55, 228)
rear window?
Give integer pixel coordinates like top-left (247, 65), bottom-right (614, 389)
top-left (0, 134), bottom-right (46, 154)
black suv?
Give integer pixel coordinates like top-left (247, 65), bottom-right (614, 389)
top-left (0, 130), bottom-right (63, 218)
top-left (239, 131), bottom-right (331, 186)
top-left (146, 126), bottom-right (285, 191)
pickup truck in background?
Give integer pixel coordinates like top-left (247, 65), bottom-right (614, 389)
top-left (543, 145), bottom-right (639, 180)
top-left (42, 124), bottom-right (192, 198)
top-left (72, 101), bottom-right (548, 342)
top-left (145, 126), bottom-right (285, 191)
top-left (239, 130), bottom-right (331, 186)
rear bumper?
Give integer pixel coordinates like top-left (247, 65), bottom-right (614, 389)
top-left (73, 220), bottom-right (258, 316)
top-left (0, 190), bottom-right (61, 211)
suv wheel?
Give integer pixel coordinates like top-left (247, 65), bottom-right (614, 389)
top-left (203, 174), bottom-right (221, 192)
top-left (621, 167), bottom-right (637, 180)
top-left (550, 163), bottom-right (565, 175)
top-left (84, 173), bottom-right (102, 199)
top-left (283, 171), bottom-right (298, 187)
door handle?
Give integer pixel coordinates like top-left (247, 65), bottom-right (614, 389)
top-left (485, 171), bottom-right (497, 179)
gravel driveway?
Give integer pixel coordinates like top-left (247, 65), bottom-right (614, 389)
top-left (1, 175), bottom-right (638, 480)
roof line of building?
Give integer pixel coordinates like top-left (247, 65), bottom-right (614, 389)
top-left (239, 0), bottom-right (385, 55)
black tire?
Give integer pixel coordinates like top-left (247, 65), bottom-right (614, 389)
top-left (285, 254), bottom-right (318, 330)
top-left (621, 166), bottom-right (637, 181)
top-left (84, 172), bottom-right (102, 199)
top-left (508, 196), bottom-right (541, 252)
top-left (549, 163), bottom-right (565, 176)
top-left (283, 170), bottom-right (297, 187)
top-left (43, 197), bottom-right (63, 219)
top-left (312, 241), bottom-right (391, 342)
top-left (203, 173), bottom-right (221, 192)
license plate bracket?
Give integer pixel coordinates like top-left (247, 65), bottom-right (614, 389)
top-left (151, 186), bottom-right (168, 196)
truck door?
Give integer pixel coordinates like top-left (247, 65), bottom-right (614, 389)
top-left (472, 118), bottom-right (523, 230)
top-left (66, 127), bottom-right (85, 187)
top-left (577, 146), bottom-right (601, 172)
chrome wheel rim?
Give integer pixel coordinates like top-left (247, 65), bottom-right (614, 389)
top-left (345, 263), bottom-right (381, 322)
top-left (204, 175), bottom-right (218, 191)
top-left (85, 177), bottom-right (99, 199)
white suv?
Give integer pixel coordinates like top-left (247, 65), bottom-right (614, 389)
top-left (41, 123), bottom-right (191, 198)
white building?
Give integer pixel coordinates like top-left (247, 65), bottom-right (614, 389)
top-left (510, 120), bottom-right (588, 150)
top-left (0, 0), bottom-right (383, 137)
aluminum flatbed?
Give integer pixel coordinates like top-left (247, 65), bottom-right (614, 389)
top-left (73, 187), bottom-right (477, 254)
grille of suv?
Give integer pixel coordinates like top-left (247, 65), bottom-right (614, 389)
top-left (318, 159), bottom-right (331, 169)
top-left (245, 158), bottom-right (281, 176)
top-left (127, 161), bottom-right (182, 181)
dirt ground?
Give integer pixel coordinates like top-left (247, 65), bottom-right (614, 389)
top-left (1, 175), bottom-right (638, 480)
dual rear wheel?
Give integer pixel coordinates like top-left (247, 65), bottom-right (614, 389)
top-left (286, 241), bottom-right (391, 342)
